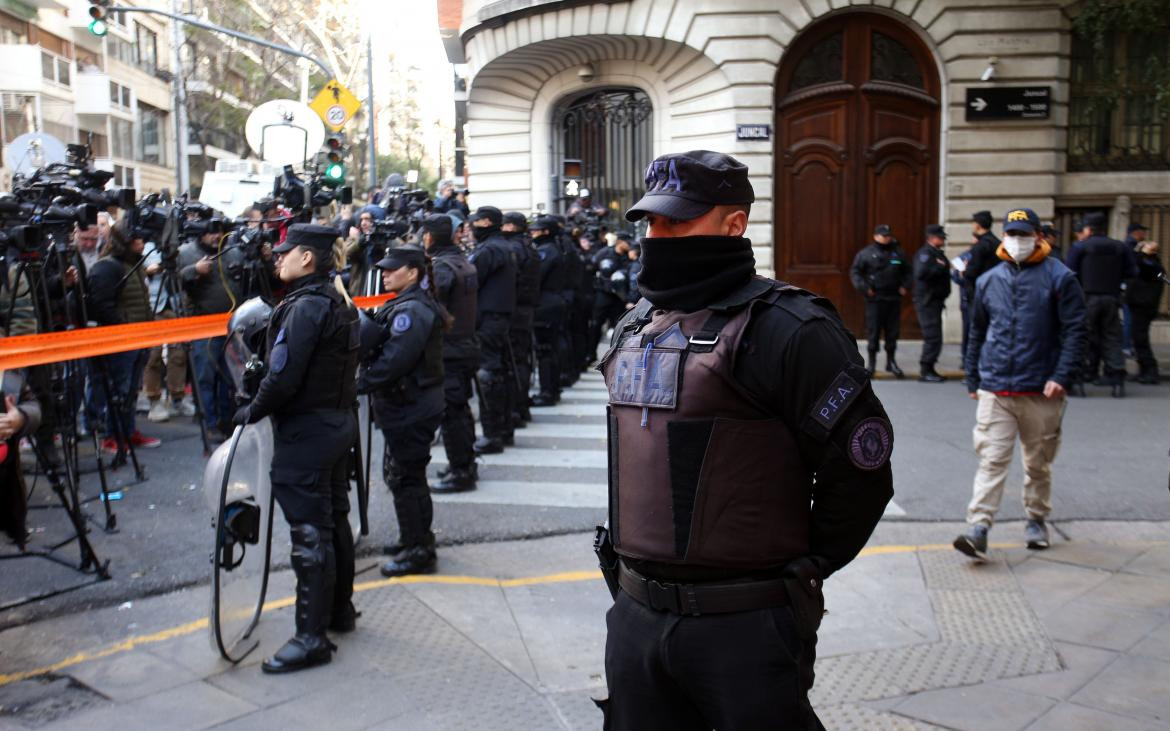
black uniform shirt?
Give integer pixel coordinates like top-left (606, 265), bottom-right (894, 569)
top-left (357, 284), bottom-right (445, 425)
top-left (913, 243), bottom-right (951, 305)
top-left (850, 242), bottom-right (911, 301)
top-left (963, 231), bottom-right (1001, 291)
top-left (469, 234), bottom-right (517, 316)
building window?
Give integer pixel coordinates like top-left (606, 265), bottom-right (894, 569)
top-left (1, 93), bottom-right (35, 147)
top-left (790, 32), bottom-right (843, 91)
top-left (111, 118), bottom-right (134, 160)
top-left (870, 32), bottom-right (924, 89)
top-left (0, 12), bottom-right (28, 44)
top-left (109, 81), bottom-right (133, 110)
top-left (112, 164), bottom-right (135, 188)
top-left (138, 103), bottom-right (165, 165)
top-left (83, 131), bottom-right (109, 158)
top-left (1069, 31), bottom-right (1170, 171)
top-left (135, 23), bottom-right (158, 73)
top-left (41, 51), bottom-right (71, 87)
top-left (108, 34), bottom-right (136, 66)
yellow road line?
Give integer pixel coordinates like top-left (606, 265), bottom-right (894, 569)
top-left (3, 539), bottom-right (1166, 686)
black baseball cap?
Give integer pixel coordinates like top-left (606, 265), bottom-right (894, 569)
top-left (421, 213), bottom-right (452, 239)
top-left (1041, 224), bottom-right (1060, 237)
top-left (874, 224), bottom-right (892, 236)
top-left (272, 223), bottom-right (339, 255)
top-left (973, 210), bottom-right (993, 229)
top-left (531, 215), bottom-right (560, 234)
top-left (1003, 207), bottom-right (1042, 235)
top-left (1128, 222), bottom-right (1148, 233)
top-left (625, 150), bottom-right (754, 223)
top-left (375, 244), bottom-right (427, 271)
top-left (1082, 212), bottom-right (1107, 230)
top-left (925, 224), bottom-right (947, 239)
top-left (469, 206), bottom-right (502, 226)
top-left (502, 211), bottom-right (528, 231)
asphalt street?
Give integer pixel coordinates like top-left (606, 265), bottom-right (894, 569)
top-left (3, 342), bottom-right (1168, 629)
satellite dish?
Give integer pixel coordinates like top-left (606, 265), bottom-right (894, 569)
top-left (244, 100), bottom-right (325, 167)
top-left (4, 132), bottom-right (67, 178)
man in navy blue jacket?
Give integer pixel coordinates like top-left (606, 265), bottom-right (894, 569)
top-left (955, 207), bottom-right (1086, 560)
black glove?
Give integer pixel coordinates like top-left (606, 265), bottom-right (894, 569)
top-left (232, 406), bottom-right (252, 426)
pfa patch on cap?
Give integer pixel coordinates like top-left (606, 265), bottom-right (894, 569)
top-left (848, 417), bottom-right (893, 470)
top-left (392, 313), bottom-right (412, 334)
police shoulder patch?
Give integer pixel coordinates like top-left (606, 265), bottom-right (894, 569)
top-left (848, 417), bottom-right (893, 470)
top-left (811, 371), bottom-right (862, 430)
top-left (392, 312), bottom-right (412, 333)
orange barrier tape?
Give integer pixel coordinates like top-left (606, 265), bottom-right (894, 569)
top-left (0, 293), bottom-right (395, 370)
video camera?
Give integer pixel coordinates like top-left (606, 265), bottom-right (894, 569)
top-left (0, 143), bottom-right (133, 256)
top-left (272, 165), bottom-right (352, 221)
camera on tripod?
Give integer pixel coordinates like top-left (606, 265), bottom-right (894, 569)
top-left (272, 164), bottom-right (353, 220)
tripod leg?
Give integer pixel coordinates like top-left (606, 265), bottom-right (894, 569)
top-left (29, 437), bottom-right (109, 577)
top-left (184, 341), bottom-right (211, 455)
top-left (95, 356), bottom-right (145, 480)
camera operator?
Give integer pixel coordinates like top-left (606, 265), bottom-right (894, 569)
top-left (432, 181), bottom-right (456, 214)
top-left (0, 369), bottom-right (41, 550)
top-left (344, 210), bottom-right (377, 296)
top-left (76, 223), bottom-right (101, 272)
top-left (179, 225), bottom-right (245, 441)
top-left (87, 220), bottom-right (161, 451)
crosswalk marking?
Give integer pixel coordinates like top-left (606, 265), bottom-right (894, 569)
top-left (432, 445), bottom-right (607, 469)
top-left (432, 480), bottom-right (605, 508)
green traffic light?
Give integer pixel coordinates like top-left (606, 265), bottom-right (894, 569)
top-left (89, 18), bottom-right (108, 36)
top-left (325, 163), bottom-right (345, 181)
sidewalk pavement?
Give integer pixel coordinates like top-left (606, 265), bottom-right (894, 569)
top-left (2, 521), bottom-right (1170, 730)
top-left (860, 340), bottom-right (1170, 380)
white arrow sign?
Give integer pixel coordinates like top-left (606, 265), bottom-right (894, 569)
top-left (970, 97), bottom-right (988, 112)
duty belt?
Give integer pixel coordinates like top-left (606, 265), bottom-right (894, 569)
top-left (617, 563), bottom-right (790, 616)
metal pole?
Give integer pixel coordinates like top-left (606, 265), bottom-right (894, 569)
top-left (366, 33), bottom-right (376, 191)
top-left (170, 0), bottom-right (190, 193)
top-left (107, 6), bottom-right (335, 78)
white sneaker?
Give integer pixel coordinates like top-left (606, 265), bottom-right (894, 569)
top-left (147, 400), bottom-right (170, 423)
top-left (136, 394), bottom-right (151, 413)
top-left (178, 396), bottom-right (197, 417)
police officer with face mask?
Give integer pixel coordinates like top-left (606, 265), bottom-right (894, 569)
top-left (502, 211), bottom-right (540, 428)
top-left (358, 245), bottom-right (449, 576)
top-left (468, 206), bottom-right (517, 454)
top-left (420, 214), bottom-right (480, 493)
top-left (233, 224), bottom-right (360, 674)
top-left (596, 151), bottom-right (893, 729)
top-left (530, 215), bottom-right (567, 407)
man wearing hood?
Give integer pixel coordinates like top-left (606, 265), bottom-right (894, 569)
top-left (597, 151), bottom-right (893, 729)
top-left (955, 208), bottom-right (1086, 560)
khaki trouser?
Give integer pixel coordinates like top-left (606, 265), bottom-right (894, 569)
top-left (968, 390), bottom-right (1065, 527)
top-left (142, 310), bottom-right (188, 402)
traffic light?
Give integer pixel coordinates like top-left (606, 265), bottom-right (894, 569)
top-left (88, 0), bottom-right (111, 36)
top-left (322, 133), bottom-right (346, 187)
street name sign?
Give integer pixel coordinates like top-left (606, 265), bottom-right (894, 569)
top-left (965, 87), bottom-right (1051, 121)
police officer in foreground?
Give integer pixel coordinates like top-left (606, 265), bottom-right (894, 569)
top-left (1067, 212), bottom-right (1138, 397)
top-left (597, 151), bottom-right (893, 728)
top-left (420, 214), bottom-right (480, 493)
top-left (357, 245), bottom-right (449, 576)
top-left (530, 215), bottom-right (566, 407)
top-left (914, 224), bottom-right (952, 383)
top-left (233, 224), bottom-right (360, 674)
top-left (850, 224), bottom-right (912, 378)
top-left (468, 206), bottom-right (517, 454)
top-left (502, 211), bottom-right (539, 428)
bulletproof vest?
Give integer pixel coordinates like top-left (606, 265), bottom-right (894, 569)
top-left (599, 280), bottom-right (811, 570)
top-left (557, 234), bottom-right (583, 294)
top-left (536, 239), bottom-right (566, 293)
top-left (271, 280), bottom-right (359, 411)
top-left (378, 292), bottom-right (445, 391)
top-left (475, 236), bottom-right (517, 315)
top-left (515, 240), bottom-right (542, 308)
top-left (432, 248), bottom-right (478, 343)
top-left (1078, 235), bottom-right (1125, 294)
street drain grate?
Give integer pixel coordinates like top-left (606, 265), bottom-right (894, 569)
top-left (0, 674), bottom-right (109, 727)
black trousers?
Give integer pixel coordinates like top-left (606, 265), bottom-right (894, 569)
top-left (509, 324), bottom-right (533, 417)
top-left (476, 314), bottom-right (514, 441)
top-left (590, 292), bottom-right (627, 359)
top-left (271, 409), bottom-right (357, 619)
top-left (864, 299), bottom-right (901, 354)
top-left (1085, 294), bottom-right (1125, 382)
top-left (1131, 306), bottom-right (1159, 375)
top-left (381, 412), bottom-right (442, 548)
top-left (533, 320), bottom-right (562, 399)
top-left (440, 357), bottom-right (477, 472)
top-left (571, 292), bottom-right (592, 374)
top-left (602, 591), bottom-right (823, 730)
top-left (915, 300), bottom-right (944, 368)
top-left (959, 285), bottom-right (972, 366)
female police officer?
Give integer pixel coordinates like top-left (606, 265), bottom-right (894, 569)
top-left (233, 223), bottom-right (360, 674)
top-left (357, 245), bottom-right (450, 577)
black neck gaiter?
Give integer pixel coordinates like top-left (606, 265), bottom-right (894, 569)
top-left (473, 225), bottom-right (497, 243)
top-left (637, 235), bottom-right (755, 311)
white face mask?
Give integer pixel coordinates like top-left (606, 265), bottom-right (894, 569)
top-left (1003, 234), bottom-right (1036, 263)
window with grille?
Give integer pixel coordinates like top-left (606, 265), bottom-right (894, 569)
top-left (1068, 31), bottom-right (1170, 171)
top-left (138, 103), bottom-right (165, 165)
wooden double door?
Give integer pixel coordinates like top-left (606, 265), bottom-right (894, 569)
top-left (773, 13), bottom-right (940, 337)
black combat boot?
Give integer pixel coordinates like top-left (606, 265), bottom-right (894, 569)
top-left (918, 364), bottom-right (945, 383)
top-left (380, 542), bottom-right (437, 577)
top-left (886, 351), bottom-right (905, 379)
top-left (866, 349), bottom-right (878, 378)
top-left (329, 601), bottom-right (360, 633)
top-left (431, 468), bottom-right (477, 494)
top-left (474, 436), bottom-right (504, 454)
top-left (262, 525), bottom-right (336, 674)
top-left (531, 392), bottom-right (559, 407)
top-left (1111, 380), bottom-right (1126, 398)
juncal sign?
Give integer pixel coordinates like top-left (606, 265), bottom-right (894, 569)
top-left (736, 124), bottom-right (771, 141)
top-left (965, 87), bottom-right (1051, 121)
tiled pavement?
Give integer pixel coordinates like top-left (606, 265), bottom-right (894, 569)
top-left (2, 520), bottom-right (1169, 730)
